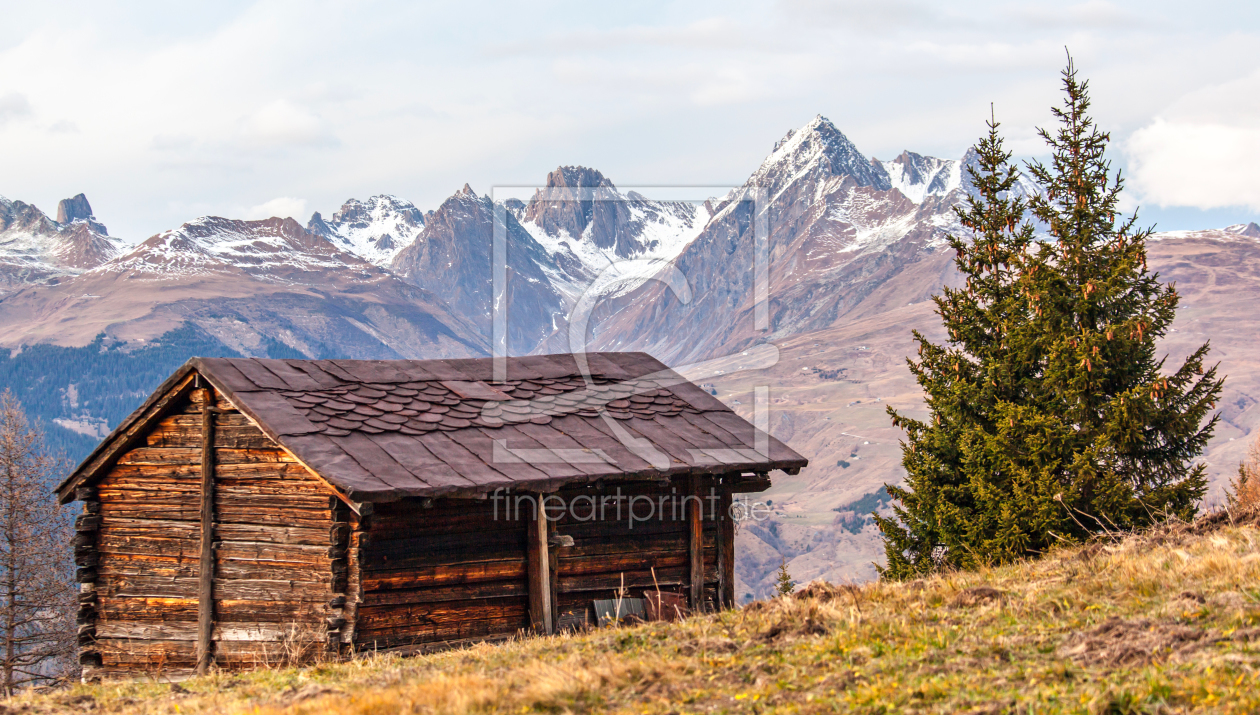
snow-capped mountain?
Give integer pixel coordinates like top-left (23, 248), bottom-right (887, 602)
top-left (876, 151), bottom-right (961, 204)
top-left (0, 193), bottom-right (124, 294)
top-left (513, 166), bottom-right (708, 301)
top-left (307, 195), bottom-right (425, 266)
top-left (106, 216), bottom-right (374, 281)
top-left (1151, 221), bottom-right (1260, 242)
top-left (390, 185), bottom-right (565, 355)
top-left (0, 214), bottom-right (484, 358)
top-left (589, 115), bottom-right (976, 363)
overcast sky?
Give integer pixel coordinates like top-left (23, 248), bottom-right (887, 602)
top-left (1, 0), bottom-right (1257, 240)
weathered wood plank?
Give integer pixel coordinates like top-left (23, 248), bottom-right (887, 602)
top-left (215, 566), bottom-right (334, 585)
top-left (214, 493), bottom-right (337, 510)
top-left (196, 386), bottom-right (216, 675)
top-left (719, 488), bottom-right (734, 609)
top-left (362, 560), bottom-right (526, 592)
top-left (216, 579), bottom-right (332, 602)
top-left (688, 476), bottom-right (703, 611)
top-left (100, 505), bottom-right (202, 521)
top-left (362, 580), bottom-right (527, 607)
top-left (98, 621), bottom-right (327, 643)
top-left (557, 550), bottom-right (688, 576)
top-left (354, 617), bottom-right (528, 650)
top-left (557, 516), bottom-right (688, 540)
top-left (97, 535), bottom-right (200, 557)
top-left (216, 542), bottom-right (331, 563)
top-left (215, 523), bottom-right (330, 545)
top-left (526, 496), bottom-right (551, 634)
top-left (118, 448), bottom-right (294, 466)
top-left (556, 532), bottom-right (688, 559)
top-left (97, 561), bottom-right (199, 579)
top-left (98, 597), bottom-right (327, 623)
top-left (98, 575), bottom-right (330, 602)
top-left (214, 507), bottom-right (332, 529)
top-left (97, 550), bottom-right (200, 568)
top-left (356, 599), bottom-right (527, 631)
top-left (360, 531), bottom-right (527, 571)
top-left (556, 564), bottom-right (719, 593)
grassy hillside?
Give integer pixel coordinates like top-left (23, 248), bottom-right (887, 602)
top-left (13, 511), bottom-right (1260, 714)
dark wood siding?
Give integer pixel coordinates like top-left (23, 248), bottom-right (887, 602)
top-left (354, 498), bottom-right (530, 651)
top-left (549, 481), bottom-right (720, 629)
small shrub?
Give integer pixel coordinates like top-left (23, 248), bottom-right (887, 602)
top-left (1228, 432), bottom-right (1260, 512)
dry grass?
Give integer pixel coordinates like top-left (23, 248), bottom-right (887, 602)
top-left (9, 511), bottom-right (1260, 714)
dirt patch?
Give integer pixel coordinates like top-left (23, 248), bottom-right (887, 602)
top-left (793, 582), bottom-right (844, 601)
top-left (953, 587), bottom-right (1006, 607)
top-left (279, 684), bottom-right (343, 705)
top-left (1057, 617), bottom-right (1215, 667)
top-left (760, 617), bottom-right (830, 641)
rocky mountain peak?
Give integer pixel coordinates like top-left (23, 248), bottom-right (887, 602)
top-left (0, 193), bottom-right (122, 292)
top-left (544, 165), bottom-right (615, 191)
top-left (56, 193), bottom-right (95, 225)
top-left (1225, 222), bottom-right (1260, 238)
top-left (750, 115), bottom-right (891, 195)
top-left (306, 195), bottom-right (425, 267)
top-left (873, 151), bottom-right (961, 204)
top-left (522, 165), bottom-right (625, 249)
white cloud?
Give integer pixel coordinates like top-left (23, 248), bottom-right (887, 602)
top-left (0, 1), bottom-right (1256, 235)
top-left (1010, 1), bottom-right (1143, 29)
top-left (241, 99), bottom-right (336, 148)
top-left (246, 197), bottom-right (307, 221)
top-left (1128, 120), bottom-right (1260, 211)
top-left (1127, 67), bottom-right (1260, 211)
top-left (0, 92), bottom-right (32, 124)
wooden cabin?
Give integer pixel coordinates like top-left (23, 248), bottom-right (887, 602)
top-left (57, 353), bottom-right (807, 680)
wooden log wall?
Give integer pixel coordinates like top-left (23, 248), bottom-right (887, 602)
top-left (549, 480), bottom-right (721, 630)
top-left (354, 497), bottom-right (530, 652)
top-left (84, 387), bottom-right (341, 679)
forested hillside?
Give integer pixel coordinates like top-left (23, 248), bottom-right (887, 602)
top-left (0, 324), bottom-right (248, 466)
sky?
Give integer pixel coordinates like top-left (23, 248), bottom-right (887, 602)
top-left (1, 0), bottom-right (1258, 240)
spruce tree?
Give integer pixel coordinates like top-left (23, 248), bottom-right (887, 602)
top-left (874, 59), bottom-right (1224, 579)
top-left (774, 558), bottom-right (796, 597)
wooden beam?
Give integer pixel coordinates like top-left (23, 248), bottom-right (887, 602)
top-left (526, 494), bottom-right (552, 634)
top-left (195, 386), bottom-right (217, 674)
top-left (718, 487), bottom-right (734, 609)
top-left (688, 476), bottom-right (703, 612)
top-left (547, 516), bottom-right (559, 631)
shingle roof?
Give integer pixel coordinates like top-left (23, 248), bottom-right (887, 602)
top-left (58, 353), bottom-right (807, 503)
